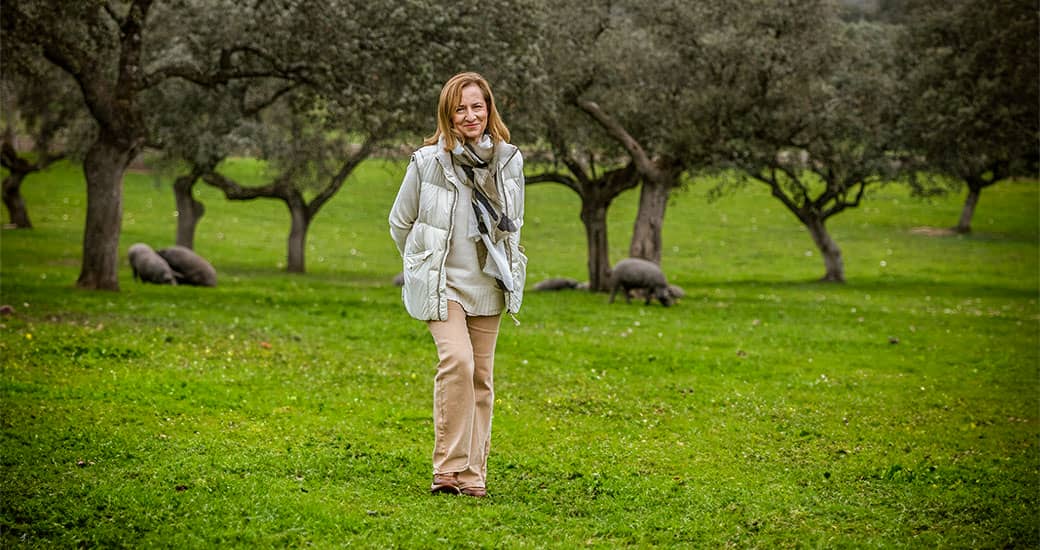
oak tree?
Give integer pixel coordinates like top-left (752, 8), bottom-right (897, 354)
top-left (0, 58), bottom-right (90, 228)
top-left (900, 0), bottom-right (1039, 233)
top-left (1, 0), bottom-right (310, 289)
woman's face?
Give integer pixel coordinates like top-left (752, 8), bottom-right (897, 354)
top-left (452, 83), bottom-right (488, 143)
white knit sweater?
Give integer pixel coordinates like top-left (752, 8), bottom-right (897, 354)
top-left (444, 178), bottom-right (505, 316)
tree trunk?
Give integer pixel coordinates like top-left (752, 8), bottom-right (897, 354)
top-left (77, 135), bottom-right (131, 290)
top-left (174, 172), bottom-right (205, 248)
top-left (806, 216), bottom-right (844, 283)
top-left (286, 200), bottom-right (310, 273)
top-left (2, 172), bottom-right (32, 228)
top-left (955, 186), bottom-right (981, 234)
top-left (581, 202), bottom-right (611, 291)
top-left (629, 178), bottom-right (670, 264)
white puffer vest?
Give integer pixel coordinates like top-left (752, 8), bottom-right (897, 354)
top-left (389, 141), bottom-right (527, 321)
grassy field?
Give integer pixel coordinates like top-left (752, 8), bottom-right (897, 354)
top-left (1, 159), bottom-right (1037, 548)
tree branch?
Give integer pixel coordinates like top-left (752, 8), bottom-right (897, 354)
top-left (602, 162), bottom-right (641, 197)
top-left (751, 169), bottom-right (806, 224)
top-left (242, 82), bottom-right (299, 117)
top-left (5, 2), bottom-right (113, 129)
top-left (145, 44), bottom-right (320, 90)
top-left (775, 163), bottom-right (813, 209)
top-left (202, 170), bottom-right (282, 200)
top-left (545, 126), bottom-right (591, 189)
top-left (821, 178), bottom-right (872, 219)
top-left (574, 99), bottom-right (663, 184)
top-left (0, 141), bottom-right (36, 173)
top-left (306, 127), bottom-right (385, 218)
top-left (985, 160), bottom-right (1009, 188)
top-left (145, 64), bottom-right (283, 89)
top-left (104, 2), bottom-right (122, 26)
top-left (524, 172), bottom-right (581, 195)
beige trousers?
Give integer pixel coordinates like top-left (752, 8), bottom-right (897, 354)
top-left (426, 300), bottom-right (500, 488)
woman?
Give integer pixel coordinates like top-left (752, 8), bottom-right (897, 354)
top-left (388, 72), bottom-right (527, 497)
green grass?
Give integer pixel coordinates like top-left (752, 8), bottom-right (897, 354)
top-left (2, 159), bottom-right (1038, 548)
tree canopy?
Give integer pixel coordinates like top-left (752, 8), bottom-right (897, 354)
top-left (899, 0), bottom-right (1039, 233)
top-left (3, 0), bottom-right (1035, 287)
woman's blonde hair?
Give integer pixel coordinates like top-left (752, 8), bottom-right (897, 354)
top-left (424, 72), bottom-right (511, 151)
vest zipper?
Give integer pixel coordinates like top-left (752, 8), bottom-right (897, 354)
top-left (497, 147), bottom-right (520, 318)
top-left (439, 164), bottom-right (459, 322)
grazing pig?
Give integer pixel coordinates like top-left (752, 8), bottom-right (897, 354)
top-left (128, 243), bottom-right (177, 285)
top-left (629, 283), bottom-right (685, 302)
top-left (608, 258), bottom-right (673, 307)
top-left (157, 245), bottom-right (217, 287)
top-left (533, 277), bottom-right (580, 291)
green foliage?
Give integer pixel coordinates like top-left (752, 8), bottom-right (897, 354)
top-left (9, 0), bottom-right (1032, 285)
top-left (899, 0), bottom-right (1039, 185)
top-left (1, 161), bottom-right (1037, 547)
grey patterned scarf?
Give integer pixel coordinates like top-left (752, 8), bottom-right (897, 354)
top-left (450, 134), bottom-right (518, 291)
top-left (451, 135), bottom-right (517, 244)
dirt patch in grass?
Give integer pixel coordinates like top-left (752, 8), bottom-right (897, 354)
top-left (909, 226), bottom-right (958, 237)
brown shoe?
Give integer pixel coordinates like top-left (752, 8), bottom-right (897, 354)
top-left (460, 486), bottom-right (487, 498)
top-left (430, 473), bottom-right (461, 495)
